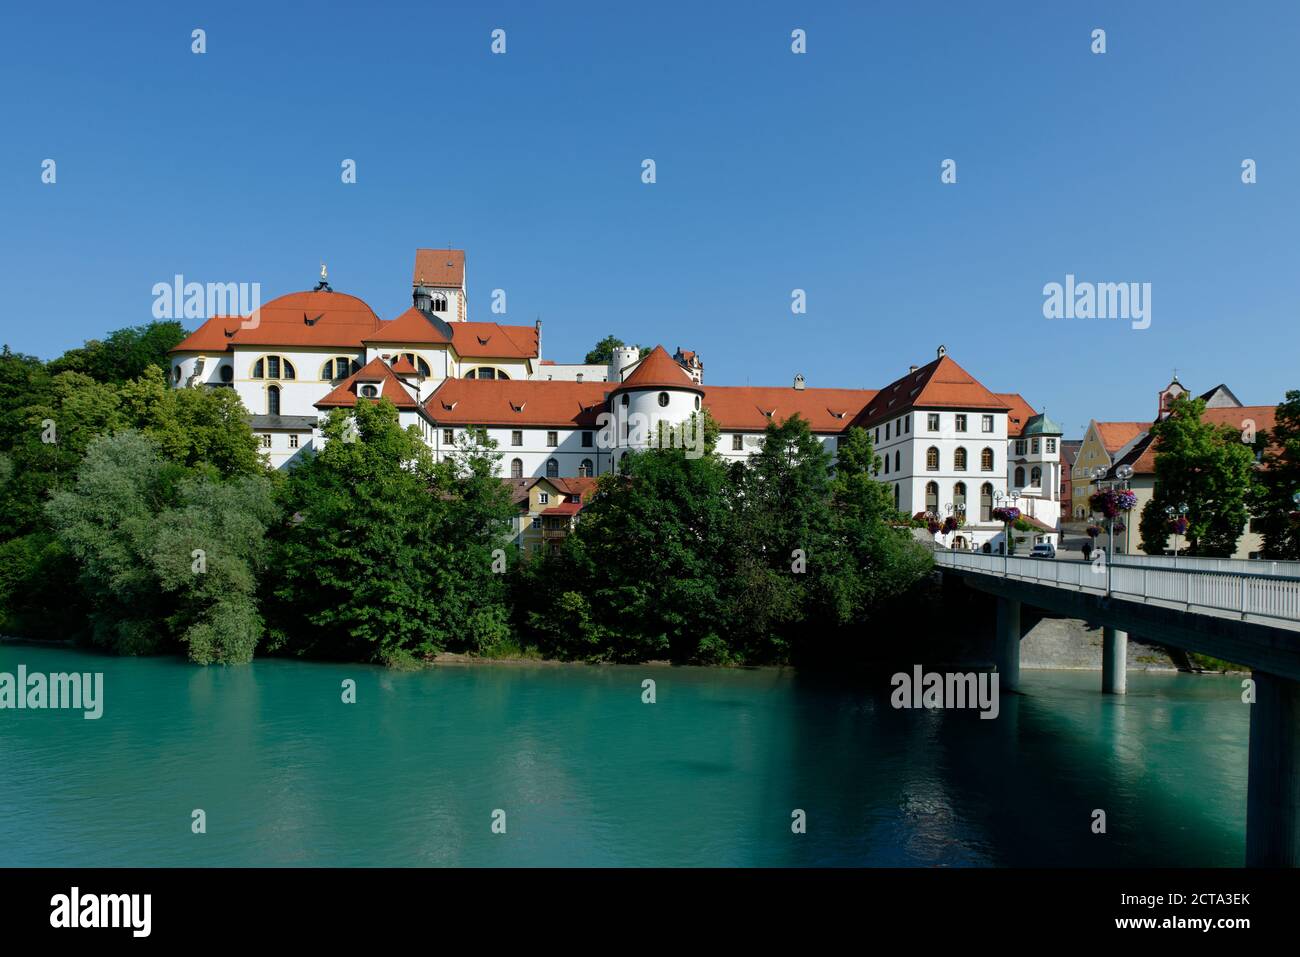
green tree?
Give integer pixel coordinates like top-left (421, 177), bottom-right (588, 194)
top-left (1252, 390), bottom-right (1300, 558)
top-left (47, 321), bottom-right (187, 384)
top-left (267, 401), bottom-right (514, 663)
top-left (45, 430), bottom-right (276, 662)
top-left (1138, 395), bottom-right (1256, 556)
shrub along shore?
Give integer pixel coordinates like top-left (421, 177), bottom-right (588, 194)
top-left (0, 323), bottom-right (937, 667)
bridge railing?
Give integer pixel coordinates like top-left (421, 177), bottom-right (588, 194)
top-left (1110, 553), bottom-right (1300, 578)
top-left (934, 550), bottom-right (1300, 623)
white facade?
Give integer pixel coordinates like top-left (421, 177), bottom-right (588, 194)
top-left (167, 252), bottom-right (1058, 547)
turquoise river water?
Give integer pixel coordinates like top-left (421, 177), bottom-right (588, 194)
top-left (0, 644), bottom-right (1248, 866)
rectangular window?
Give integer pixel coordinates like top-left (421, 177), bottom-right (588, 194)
top-left (928, 413), bottom-right (940, 431)
top-left (875, 428), bottom-right (880, 444)
top-left (982, 415), bottom-right (993, 433)
top-left (267, 356), bottom-right (280, 379)
top-left (1047, 438), bottom-right (1056, 453)
top-left (1015, 440), bottom-right (1026, 455)
top-left (732, 434), bottom-right (743, 451)
top-left (289, 434), bottom-right (299, 449)
top-left (582, 432), bottom-right (593, 448)
top-left (259, 434), bottom-right (272, 449)
top-left (1032, 439), bottom-right (1040, 454)
top-left (547, 430), bottom-right (558, 446)
top-left (955, 414), bottom-right (967, 432)
top-left (442, 429), bottom-right (454, 445)
top-left (905, 417), bottom-right (910, 433)
top-left (885, 423), bottom-right (891, 440)
top-left (512, 430), bottom-right (523, 446)
top-left (531, 517), bottom-right (541, 529)
top-left (537, 492), bottom-right (549, 505)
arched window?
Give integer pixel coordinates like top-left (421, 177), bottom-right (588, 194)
top-left (219, 364), bottom-right (233, 383)
top-left (954, 447), bottom-right (967, 471)
top-left (695, 396), bottom-right (701, 410)
top-left (579, 459), bottom-right (593, 478)
top-left (432, 293), bottom-right (448, 312)
top-left (546, 459), bottom-right (559, 478)
top-left (252, 356), bottom-right (295, 380)
top-left (172, 365), bottom-right (182, 384)
top-left (925, 481), bottom-right (939, 513)
top-left (883, 455), bottom-right (889, 475)
top-left (267, 385), bottom-right (280, 415)
top-left (658, 392), bottom-right (669, 407)
top-left (894, 484), bottom-right (900, 509)
top-left (322, 357), bottom-right (359, 381)
top-left (894, 450), bottom-right (900, 471)
top-left (621, 394), bottom-right (629, 406)
top-left (954, 481), bottom-right (967, 514)
top-left (981, 447), bottom-right (994, 471)
top-left (1031, 466), bottom-right (1042, 486)
top-left (926, 446), bottom-right (939, 471)
top-left (466, 367), bottom-right (509, 381)
top-left (980, 482), bottom-right (994, 522)
top-left (1014, 466), bottom-right (1025, 487)
top-left (510, 458), bottom-right (523, 479)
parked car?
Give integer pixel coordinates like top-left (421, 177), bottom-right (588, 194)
top-left (1030, 543), bottom-right (1056, 559)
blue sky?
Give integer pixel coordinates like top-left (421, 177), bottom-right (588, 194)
top-left (2, 0), bottom-right (1296, 437)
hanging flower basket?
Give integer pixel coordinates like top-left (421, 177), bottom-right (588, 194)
top-left (1171, 516), bottom-right (1189, 535)
top-left (1089, 488), bottom-right (1138, 519)
top-left (943, 516), bottom-right (958, 534)
top-left (927, 520), bottom-right (943, 534)
top-left (991, 506), bottom-right (1020, 523)
top-left (1113, 521), bottom-right (1126, 532)
top-left (1086, 524), bottom-right (1103, 538)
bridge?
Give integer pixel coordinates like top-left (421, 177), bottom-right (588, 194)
top-left (934, 549), bottom-right (1300, 868)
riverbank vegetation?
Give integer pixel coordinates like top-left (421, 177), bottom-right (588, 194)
top-left (4, 324), bottom-right (1297, 665)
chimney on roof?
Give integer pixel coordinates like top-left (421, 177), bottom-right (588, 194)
top-left (793, 373), bottom-right (806, 391)
top-left (909, 365), bottom-right (918, 373)
top-left (936, 345), bottom-right (947, 359)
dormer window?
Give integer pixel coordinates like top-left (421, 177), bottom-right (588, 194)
top-left (359, 384), bottom-right (379, 399)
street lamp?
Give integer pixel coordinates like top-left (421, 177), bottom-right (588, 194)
top-left (1165, 502), bottom-right (1189, 566)
top-left (1113, 464), bottom-right (1133, 555)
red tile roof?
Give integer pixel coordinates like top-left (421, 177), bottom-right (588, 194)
top-left (612, 345), bottom-right (703, 393)
top-left (389, 356), bottom-right (418, 375)
top-left (855, 355), bottom-right (1008, 427)
top-left (1123, 405), bottom-right (1278, 475)
top-left (1094, 421), bottom-right (1148, 454)
top-left (450, 322), bottom-right (539, 359)
top-left (316, 357), bottom-right (420, 410)
top-left (413, 249), bottom-right (465, 287)
top-left (425, 378), bottom-right (611, 427)
top-left (702, 386), bottom-right (875, 433)
top-left (366, 307), bottom-right (452, 345)
top-left (171, 290), bottom-right (383, 352)
top-left (995, 393), bottom-right (1037, 437)
top-left (541, 502), bottom-right (584, 517)
top-left (550, 476), bottom-right (599, 501)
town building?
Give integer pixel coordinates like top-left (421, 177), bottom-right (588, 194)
top-left (169, 249), bottom-right (1060, 550)
top-left (1097, 377), bottom-right (1276, 557)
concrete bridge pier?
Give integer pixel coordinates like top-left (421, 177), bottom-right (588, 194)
top-left (1102, 627), bottom-right (1128, 695)
top-left (995, 596), bottom-right (1021, 692)
top-left (1247, 670), bottom-right (1300, 867)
